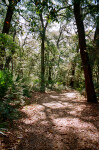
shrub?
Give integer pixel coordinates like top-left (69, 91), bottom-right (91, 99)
top-left (0, 101), bottom-right (19, 122)
top-left (0, 70), bottom-right (13, 99)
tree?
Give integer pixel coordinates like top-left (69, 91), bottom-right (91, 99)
top-left (0, 0), bottom-right (20, 69)
top-left (2, 0), bottom-right (20, 34)
top-left (25, 0), bottom-right (58, 92)
top-left (73, 0), bottom-right (97, 103)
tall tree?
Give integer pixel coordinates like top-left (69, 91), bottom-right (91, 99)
top-left (25, 0), bottom-right (58, 92)
top-left (73, 0), bottom-right (97, 103)
top-left (39, 11), bottom-right (48, 92)
top-left (0, 0), bottom-right (20, 69)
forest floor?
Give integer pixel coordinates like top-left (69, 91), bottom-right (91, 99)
top-left (0, 90), bottom-right (99, 150)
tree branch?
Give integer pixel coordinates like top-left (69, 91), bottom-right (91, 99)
top-left (56, 5), bottom-right (72, 13)
top-left (39, 13), bottom-right (44, 28)
top-left (19, 13), bottom-right (31, 23)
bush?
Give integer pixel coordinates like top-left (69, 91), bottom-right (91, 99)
top-left (0, 70), bottom-right (13, 99)
top-left (32, 79), bottom-right (41, 91)
top-left (0, 101), bottom-right (19, 122)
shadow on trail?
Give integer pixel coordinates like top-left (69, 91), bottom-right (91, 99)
top-left (16, 116), bottom-right (79, 150)
top-left (16, 121), bottom-right (79, 150)
top-left (30, 91), bottom-right (99, 129)
top-left (3, 90), bottom-right (99, 150)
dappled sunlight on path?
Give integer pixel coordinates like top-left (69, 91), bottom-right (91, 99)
top-left (3, 90), bottom-right (99, 150)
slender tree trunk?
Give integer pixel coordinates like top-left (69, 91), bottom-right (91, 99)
top-left (74, 0), bottom-right (97, 103)
top-left (39, 12), bottom-right (48, 92)
top-left (94, 16), bottom-right (99, 54)
top-left (40, 33), bottom-right (45, 92)
top-left (48, 66), bottom-right (52, 82)
top-left (4, 56), bottom-right (12, 69)
top-left (11, 58), bottom-right (13, 74)
top-left (70, 63), bottom-right (75, 88)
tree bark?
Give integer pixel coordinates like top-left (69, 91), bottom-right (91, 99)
top-left (2, 0), bottom-right (20, 33)
top-left (48, 66), bottom-right (52, 83)
top-left (40, 33), bottom-right (45, 92)
top-left (74, 0), bottom-right (97, 103)
top-left (0, 0), bottom-right (20, 70)
top-left (39, 12), bottom-right (48, 92)
top-left (2, 4), bottom-right (13, 33)
top-left (70, 63), bottom-right (75, 88)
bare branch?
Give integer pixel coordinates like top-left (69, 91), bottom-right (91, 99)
top-left (56, 5), bottom-right (72, 13)
top-left (18, 12), bottom-right (31, 23)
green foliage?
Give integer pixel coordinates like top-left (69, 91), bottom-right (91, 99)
top-left (25, 0), bottom-right (59, 35)
top-left (45, 79), bottom-right (55, 89)
top-left (22, 77), bottom-right (32, 98)
top-left (53, 81), bottom-right (66, 91)
top-left (0, 33), bottom-right (19, 69)
top-left (0, 101), bottom-right (19, 122)
top-left (65, 6), bottom-right (73, 22)
top-left (8, 76), bottom-right (32, 105)
top-left (0, 70), bottom-right (13, 99)
top-left (32, 79), bottom-right (41, 91)
top-left (0, 33), bottom-right (18, 54)
top-left (0, 71), bottom-right (20, 127)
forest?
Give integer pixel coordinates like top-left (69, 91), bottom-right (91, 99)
top-left (0, 0), bottom-right (99, 149)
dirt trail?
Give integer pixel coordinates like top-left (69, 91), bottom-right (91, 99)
top-left (1, 90), bottom-right (99, 150)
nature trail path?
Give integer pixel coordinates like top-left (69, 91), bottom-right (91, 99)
top-left (2, 90), bottom-right (99, 150)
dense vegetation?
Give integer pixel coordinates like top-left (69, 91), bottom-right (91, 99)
top-left (0, 0), bottom-right (99, 129)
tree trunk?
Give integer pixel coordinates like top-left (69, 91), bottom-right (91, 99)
top-left (1, 3), bottom-right (14, 69)
top-left (94, 16), bottom-right (99, 86)
top-left (0, 0), bottom-right (20, 70)
top-left (40, 34), bottom-right (45, 92)
top-left (74, 0), bottom-right (97, 103)
top-left (48, 66), bottom-right (52, 83)
top-left (70, 63), bottom-right (75, 88)
top-left (4, 56), bottom-right (12, 69)
top-left (2, 0), bottom-right (20, 33)
top-left (11, 58), bottom-right (13, 74)
top-left (2, 4), bottom-right (14, 34)
top-left (94, 16), bottom-right (99, 51)
top-left (39, 11), bottom-right (48, 92)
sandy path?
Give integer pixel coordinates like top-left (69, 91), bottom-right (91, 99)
top-left (1, 90), bottom-right (99, 150)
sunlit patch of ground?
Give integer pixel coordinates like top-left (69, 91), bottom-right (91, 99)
top-left (1, 90), bottom-right (99, 150)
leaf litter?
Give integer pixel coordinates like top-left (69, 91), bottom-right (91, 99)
top-left (0, 90), bottom-right (99, 150)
